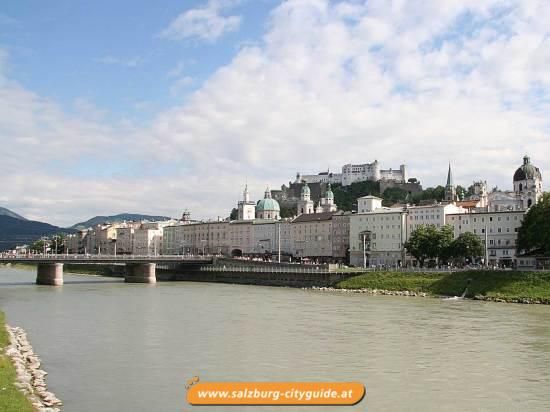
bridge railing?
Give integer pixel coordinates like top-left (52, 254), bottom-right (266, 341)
top-left (0, 254), bottom-right (213, 262)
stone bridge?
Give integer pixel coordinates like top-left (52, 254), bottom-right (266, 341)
top-left (0, 255), bottom-right (214, 285)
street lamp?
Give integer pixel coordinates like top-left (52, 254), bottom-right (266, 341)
top-left (360, 231), bottom-right (371, 268)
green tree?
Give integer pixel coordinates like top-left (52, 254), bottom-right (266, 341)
top-left (449, 232), bottom-right (484, 264)
top-left (332, 181), bottom-right (380, 211)
top-left (51, 233), bottom-right (66, 254)
top-left (279, 205), bottom-right (296, 218)
top-left (382, 187), bottom-right (409, 206)
top-left (29, 239), bottom-right (49, 254)
top-left (405, 224), bottom-right (454, 267)
top-left (411, 185), bottom-right (446, 204)
top-left (229, 208), bottom-right (238, 221)
top-left (517, 193), bottom-right (550, 255)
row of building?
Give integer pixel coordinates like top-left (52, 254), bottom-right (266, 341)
top-left (64, 156), bottom-right (544, 268)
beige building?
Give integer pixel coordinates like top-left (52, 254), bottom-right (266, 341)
top-left (349, 208), bottom-right (407, 267)
top-left (228, 220), bottom-right (254, 256)
top-left (446, 210), bottom-right (525, 267)
top-left (162, 220), bottom-right (230, 255)
top-left (331, 211), bottom-right (351, 262)
top-left (291, 212), bottom-right (334, 261)
top-left (252, 220), bottom-right (292, 257)
top-left (133, 226), bottom-right (163, 255)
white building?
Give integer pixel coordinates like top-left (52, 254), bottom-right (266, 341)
top-left (487, 155), bottom-right (543, 211)
top-left (318, 183), bottom-right (337, 213)
top-left (296, 183), bottom-right (314, 215)
top-left (357, 195), bottom-right (382, 213)
top-left (237, 184), bottom-right (256, 221)
top-left (407, 203), bottom-right (464, 234)
top-left (296, 161), bottom-right (407, 186)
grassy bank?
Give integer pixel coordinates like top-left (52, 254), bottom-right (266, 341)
top-left (0, 312), bottom-right (34, 412)
top-left (337, 270), bottom-right (550, 302)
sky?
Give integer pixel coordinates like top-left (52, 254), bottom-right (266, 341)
top-left (0, 0), bottom-right (549, 227)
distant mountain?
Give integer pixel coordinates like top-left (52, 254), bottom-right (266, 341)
top-left (69, 213), bottom-right (173, 230)
top-left (0, 215), bottom-right (73, 251)
top-left (0, 206), bottom-right (27, 221)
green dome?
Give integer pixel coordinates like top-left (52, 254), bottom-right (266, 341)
top-left (514, 156), bottom-right (542, 182)
top-left (302, 184), bottom-right (310, 195)
top-left (326, 183), bottom-right (334, 199)
top-left (256, 198), bottom-right (280, 212)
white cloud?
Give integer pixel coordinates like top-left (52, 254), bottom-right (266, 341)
top-left (96, 55), bottom-right (142, 67)
top-left (1, 0), bottom-right (550, 226)
top-left (159, 0), bottom-right (242, 42)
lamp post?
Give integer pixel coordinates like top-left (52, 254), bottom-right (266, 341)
top-left (484, 225), bottom-right (489, 268)
top-left (362, 234), bottom-right (366, 268)
top-left (278, 222), bottom-right (281, 263)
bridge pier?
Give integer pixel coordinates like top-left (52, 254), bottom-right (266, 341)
top-left (36, 263), bottom-right (64, 286)
top-left (125, 263), bottom-right (156, 284)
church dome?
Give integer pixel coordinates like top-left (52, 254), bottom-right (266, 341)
top-left (256, 198), bottom-right (280, 212)
top-left (256, 187), bottom-right (280, 212)
top-left (513, 155), bottom-right (542, 182)
top-left (326, 183), bottom-right (334, 199)
top-left (301, 184), bottom-right (311, 195)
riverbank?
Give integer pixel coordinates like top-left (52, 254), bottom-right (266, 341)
top-left (335, 270), bottom-right (550, 304)
top-left (0, 311), bottom-right (62, 411)
top-left (0, 311), bottom-right (34, 411)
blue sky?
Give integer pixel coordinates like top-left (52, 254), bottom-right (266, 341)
top-left (1, 0), bottom-right (275, 121)
top-left (0, 0), bottom-right (549, 225)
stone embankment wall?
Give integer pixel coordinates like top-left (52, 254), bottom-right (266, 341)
top-left (158, 267), bottom-right (357, 287)
top-left (308, 286), bottom-right (428, 297)
top-left (4, 325), bottom-right (62, 411)
top-left (471, 295), bottom-right (550, 304)
top-left (308, 287), bottom-right (549, 304)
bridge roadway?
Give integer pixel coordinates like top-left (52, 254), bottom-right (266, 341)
top-left (0, 255), bottom-right (214, 285)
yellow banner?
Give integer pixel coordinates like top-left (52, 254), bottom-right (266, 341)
top-left (187, 381), bottom-right (365, 405)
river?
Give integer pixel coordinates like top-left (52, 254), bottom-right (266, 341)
top-left (1, 266), bottom-right (550, 411)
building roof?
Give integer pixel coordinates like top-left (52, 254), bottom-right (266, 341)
top-left (292, 212), bottom-right (335, 223)
top-left (513, 155), bottom-right (542, 182)
top-left (256, 198), bottom-right (280, 212)
top-left (456, 200), bottom-right (479, 209)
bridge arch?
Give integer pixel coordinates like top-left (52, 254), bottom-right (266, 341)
top-left (231, 249), bottom-right (243, 257)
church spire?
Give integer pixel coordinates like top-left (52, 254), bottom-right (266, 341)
top-left (243, 183), bottom-right (250, 202)
top-left (445, 162), bottom-right (457, 202)
top-left (446, 163), bottom-right (454, 187)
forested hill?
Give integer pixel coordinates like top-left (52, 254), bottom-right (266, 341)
top-left (0, 215), bottom-right (72, 251)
